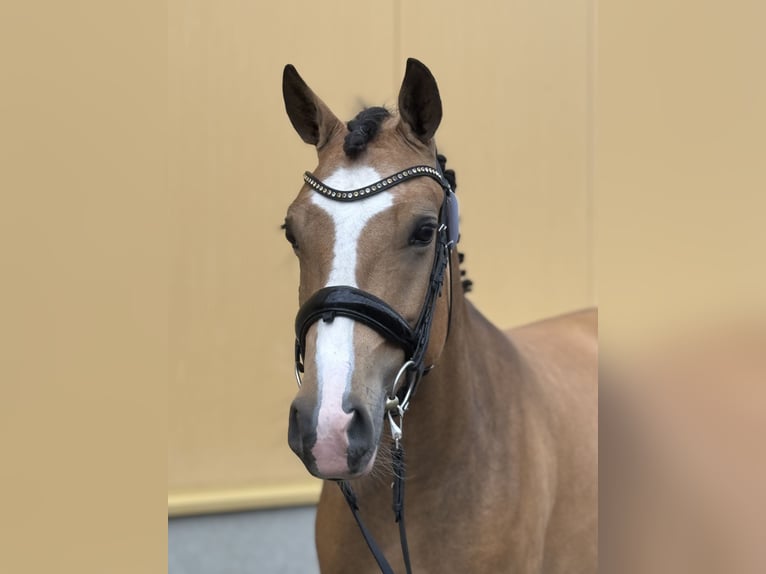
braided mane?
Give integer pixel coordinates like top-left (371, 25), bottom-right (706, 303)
top-left (437, 153), bottom-right (472, 293)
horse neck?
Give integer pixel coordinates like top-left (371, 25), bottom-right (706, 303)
top-left (369, 251), bottom-right (522, 491)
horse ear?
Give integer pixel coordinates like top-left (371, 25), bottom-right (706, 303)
top-left (397, 58), bottom-right (443, 144)
top-left (282, 64), bottom-right (341, 148)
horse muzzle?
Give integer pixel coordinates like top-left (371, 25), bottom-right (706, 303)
top-left (288, 393), bottom-right (379, 479)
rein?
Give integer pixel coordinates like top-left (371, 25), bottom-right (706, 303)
top-left (293, 161), bottom-right (458, 574)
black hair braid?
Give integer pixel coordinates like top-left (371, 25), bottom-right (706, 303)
top-left (436, 153), bottom-right (457, 192)
top-left (343, 107), bottom-right (391, 158)
top-left (436, 152), bottom-right (472, 293)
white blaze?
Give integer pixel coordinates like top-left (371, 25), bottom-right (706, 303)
top-left (310, 166), bottom-right (393, 475)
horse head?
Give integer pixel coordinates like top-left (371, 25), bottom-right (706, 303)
top-left (282, 59), bottom-right (456, 480)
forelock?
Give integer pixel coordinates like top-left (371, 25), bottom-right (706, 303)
top-left (343, 107), bottom-right (391, 159)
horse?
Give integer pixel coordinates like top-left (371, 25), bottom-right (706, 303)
top-left (281, 58), bottom-right (597, 574)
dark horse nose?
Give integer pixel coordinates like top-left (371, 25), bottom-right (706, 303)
top-left (288, 394), bottom-right (376, 477)
top-left (345, 399), bottom-right (375, 473)
top-left (288, 396), bottom-right (318, 473)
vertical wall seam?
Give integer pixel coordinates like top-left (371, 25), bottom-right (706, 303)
top-left (586, 0), bottom-right (597, 305)
top-left (393, 0), bottom-right (401, 96)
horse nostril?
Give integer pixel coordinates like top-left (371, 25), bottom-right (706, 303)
top-left (288, 399), bottom-right (317, 462)
top-left (287, 404), bottom-right (302, 456)
top-left (346, 405), bottom-right (374, 470)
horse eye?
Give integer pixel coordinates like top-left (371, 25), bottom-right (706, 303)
top-left (409, 222), bottom-right (437, 246)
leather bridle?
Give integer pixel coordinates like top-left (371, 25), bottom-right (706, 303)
top-left (292, 161), bottom-right (458, 574)
top-left (294, 163), bottom-right (458, 406)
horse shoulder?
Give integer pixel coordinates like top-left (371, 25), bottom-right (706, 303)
top-left (504, 306), bottom-right (598, 452)
top-left (503, 308), bottom-right (599, 574)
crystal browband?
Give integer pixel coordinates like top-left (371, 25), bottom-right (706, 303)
top-left (303, 165), bottom-right (448, 202)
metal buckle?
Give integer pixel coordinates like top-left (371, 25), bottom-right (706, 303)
top-left (387, 406), bottom-right (405, 449)
top-left (385, 360), bottom-right (417, 448)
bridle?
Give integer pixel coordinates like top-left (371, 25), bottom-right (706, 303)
top-left (292, 161), bottom-right (458, 574)
top-left (294, 163), bottom-right (458, 408)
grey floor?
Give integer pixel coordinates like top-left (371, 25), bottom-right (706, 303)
top-left (169, 506), bottom-right (319, 574)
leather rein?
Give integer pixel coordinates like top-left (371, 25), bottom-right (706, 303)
top-left (293, 162), bottom-right (458, 574)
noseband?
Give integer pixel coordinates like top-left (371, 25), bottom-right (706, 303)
top-left (294, 164), bottom-right (458, 407)
top-left (292, 162), bottom-right (458, 574)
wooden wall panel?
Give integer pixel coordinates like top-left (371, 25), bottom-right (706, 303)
top-left (168, 0), bottom-right (595, 514)
top-left (1, 3), bottom-right (167, 569)
top-left (168, 0), bottom-right (398, 511)
top-left (400, 0), bottom-right (595, 328)
top-left (597, 0), bottom-right (766, 350)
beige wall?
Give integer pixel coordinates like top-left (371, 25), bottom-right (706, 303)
top-left (4, 0), bottom-right (763, 569)
top-left (169, 0), bottom-right (766, 516)
top-left (168, 1), bottom-right (595, 514)
top-left (597, 0), bottom-right (766, 351)
top-left (1, 3), bottom-right (167, 571)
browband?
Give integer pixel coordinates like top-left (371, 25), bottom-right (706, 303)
top-left (303, 165), bottom-right (448, 202)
